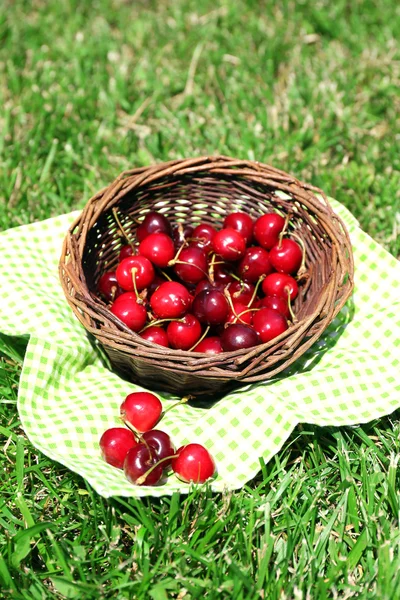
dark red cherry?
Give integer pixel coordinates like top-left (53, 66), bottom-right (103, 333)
top-left (253, 213), bottom-right (285, 250)
top-left (110, 293), bottom-right (147, 331)
top-left (98, 271), bottom-right (124, 302)
top-left (212, 228), bottom-right (246, 261)
top-left (212, 262), bottom-right (234, 285)
top-left (226, 281), bottom-right (255, 306)
top-left (226, 301), bottom-right (253, 326)
top-left (220, 323), bottom-right (259, 351)
top-left (190, 223), bottom-right (217, 253)
top-left (124, 443), bottom-right (164, 486)
top-left (237, 247), bottom-right (273, 283)
top-left (140, 325), bottom-right (169, 347)
top-left (269, 239), bottom-right (302, 274)
top-left (141, 430), bottom-right (175, 467)
top-left (116, 255), bottom-right (155, 291)
top-left (192, 289), bottom-right (229, 326)
top-left (139, 233), bottom-right (175, 268)
top-left (136, 211), bottom-right (172, 243)
top-left (99, 427), bottom-right (137, 469)
top-left (172, 224), bottom-right (194, 248)
top-left (193, 336), bottom-right (223, 354)
top-left (150, 281), bottom-right (192, 319)
top-left (174, 247), bottom-right (208, 284)
top-left (148, 274), bottom-right (168, 298)
top-left (223, 212), bottom-right (254, 245)
top-left (195, 279), bottom-right (225, 296)
top-left (253, 308), bottom-right (288, 343)
top-left (119, 245), bottom-right (134, 262)
top-left (262, 273), bottom-right (298, 301)
top-left (167, 313), bottom-right (202, 350)
top-left (260, 295), bottom-right (290, 319)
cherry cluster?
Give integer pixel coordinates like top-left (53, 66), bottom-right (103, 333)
top-left (98, 209), bottom-right (305, 353)
top-left (100, 391), bottom-right (216, 486)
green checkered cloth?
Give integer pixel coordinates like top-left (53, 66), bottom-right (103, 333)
top-left (0, 199), bottom-right (399, 497)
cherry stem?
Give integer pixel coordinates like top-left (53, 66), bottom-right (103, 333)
top-left (136, 453), bottom-right (179, 485)
top-left (247, 275), bottom-right (265, 307)
top-left (278, 211), bottom-right (293, 248)
top-left (231, 307), bottom-right (260, 326)
top-left (110, 285), bottom-right (117, 303)
top-left (290, 232), bottom-right (307, 277)
top-left (208, 253), bottom-right (217, 283)
top-left (161, 395), bottom-right (191, 418)
top-left (286, 288), bottom-right (298, 323)
top-left (188, 325), bottom-right (210, 351)
top-left (112, 208), bottom-right (135, 250)
top-left (131, 267), bottom-right (141, 303)
top-left (160, 269), bottom-right (172, 281)
top-left (168, 241), bottom-right (186, 266)
top-left (139, 318), bottom-right (184, 333)
top-left (172, 260), bottom-right (208, 279)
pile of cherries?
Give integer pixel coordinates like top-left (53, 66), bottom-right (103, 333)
top-left (97, 208), bottom-right (305, 353)
top-left (100, 391), bottom-right (216, 486)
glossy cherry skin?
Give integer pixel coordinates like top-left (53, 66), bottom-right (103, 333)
top-left (253, 308), bottom-right (288, 343)
top-left (195, 279), bottom-right (225, 296)
top-left (269, 239), bottom-right (302, 274)
top-left (226, 301), bottom-right (254, 326)
top-left (262, 272), bottom-right (298, 301)
top-left (172, 224), bottom-right (194, 248)
top-left (172, 443), bottom-right (216, 484)
top-left (119, 245), bottom-right (134, 262)
top-left (140, 325), bottom-right (169, 347)
top-left (237, 247), bottom-right (273, 283)
top-left (167, 313), bottom-right (202, 350)
top-left (121, 391), bottom-right (163, 432)
top-left (192, 289), bottom-right (229, 326)
top-left (136, 211), bottom-right (172, 243)
top-left (223, 212), bottom-right (254, 245)
top-left (116, 255), bottom-right (155, 291)
top-left (98, 271), bottom-right (124, 302)
top-left (253, 213), bottom-right (285, 250)
top-left (212, 262), bottom-right (234, 285)
top-left (193, 336), bottom-right (223, 354)
top-left (190, 223), bottom-right (217, 253)
top-left (141, 430), bottom-right (175, 467)
top-left (226, 281), bottom-right (255, 306)
top-left (150, 281), bottom-right (192, 319)
top-left (212, 228), bottom-right (246, 261)
top-left (260, 295), bottom-right (290, 319)
top-left (139, 233), bottom-right (175, 268)
top-left (111, 293), bottom-right (147, 331)
top-left (99, 427), bottom-right (137, 469)
top-left (124, 443), bottom-right (164, 486)
top-left (220, 323), bottom-right (260, 351)
top-left (174, 247), bottom-right (208, 284)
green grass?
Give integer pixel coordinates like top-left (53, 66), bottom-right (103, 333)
top-left (1, 0), bottom-right (399, 598)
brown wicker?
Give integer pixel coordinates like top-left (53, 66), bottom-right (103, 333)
top-left (59, 156), bottom-right (354, 396)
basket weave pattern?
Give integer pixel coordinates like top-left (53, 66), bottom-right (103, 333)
top-left (59, 156), bottom-right (354, 396)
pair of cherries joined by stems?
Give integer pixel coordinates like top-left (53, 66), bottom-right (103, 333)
top-left (98, 208), bottom-right (306, 353)
top-left (100, 391), bottom-right (216, 486)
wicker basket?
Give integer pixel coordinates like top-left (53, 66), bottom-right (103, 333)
top-left (59, 156), bottom-right (354, 396)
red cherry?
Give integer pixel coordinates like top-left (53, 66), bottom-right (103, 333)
top-left (226, 281), bottom-right (255, 306)
top-left (261, 272), bottom-right (298, 301)
top-left (237, 247), bottom-right (273, 283)
top-left (124, 443), bottom-right (164, 486)
top-left (139, 233), bottom-right (175, 268)
top-left (220, 323), bottom-right (259, 351)
top-left (223, 212), bottom-right (254, 245)
top-left (269, 239), bottom-right (302, 274)
top-left (212, 229), bottom-right (246, 261)
top-left (172, 443), bottom-right (216, 484)
top-left (141, 430), bottom-right (175, 467)
top-left (111, 293), bottom-right (147, 331)
top-left (192, 289), bottom-right (229, 326)
top-left (172, 224), bottom-right (194, 248)
top-left (190, 223), bottom-right (217, 253)
top-left (194, 279), bottom-right (225, 296)
top-left (119, 245), bottom-right (134, 262)
top-left (99, 427), bottom-right (137, 469)
top-left (116, 256), bottom-right (155, 291)
top-left (136, 211), bottom-right (172, 243)
top-left (150, 281), bottom-right (192, 319)
top-left (212, 262), bottom-right (234, 285)
top-left (193, 336), bottom-right (223, 354)
top-left (167, 314), bottom-right (202, 350)
top-left (253, 213), bottom-right (285, 250)
top-left (140, 325), bottom-right (169, 347)
top-left (120, 391), bottom-right (162, 432)
top-left (253, 308), bottom-right (288, 343)
top-left (98, 271), bottom-right (124, 302)
top-left (147, 274), bottom-right (168, 298)
top-left (174, 247), bottom-right (208, 284)
top-left (226, 301), bottom-right (253, 326)
top-left (260, 295), bottom-right (290, 319)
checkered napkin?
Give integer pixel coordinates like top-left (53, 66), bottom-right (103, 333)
top-left (0, 200), bottom-right (399, 497)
